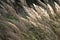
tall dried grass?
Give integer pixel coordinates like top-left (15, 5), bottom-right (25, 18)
top-left (0, 0), bottom-right (60, 40)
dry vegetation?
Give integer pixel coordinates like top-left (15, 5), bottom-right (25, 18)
top-left (0, 0), bottom-right (60, 40)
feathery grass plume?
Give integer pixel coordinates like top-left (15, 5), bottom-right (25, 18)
top-left (0, 0), bottom-right (60, 40)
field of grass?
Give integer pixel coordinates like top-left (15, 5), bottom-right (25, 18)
top-left (0, 0), bottom-right (60, 40)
